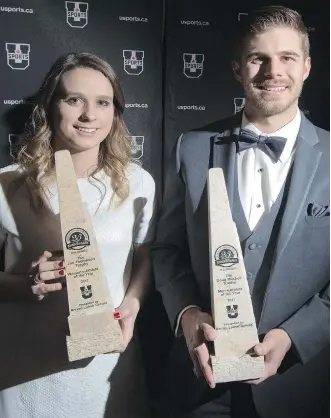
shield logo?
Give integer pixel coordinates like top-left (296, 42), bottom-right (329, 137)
top-left (6, 43), bottom-right (30, 70)
top-left (238, 13), bottom-right (248, 21)
top-left (183, 53), bottom-right (204, 78)
top-left (8, 134), bottom-right (20, 158)
top-left (65, 1), bottom-right (88, 28)
top-left (123, 50), bottom-right (144, 75)
top-left (234, 98), bottom-right (245, 114)
top-left (130, 136), bottom-right (144, 160)
top-left (80, 285), bottom-right (92, 299)
top-left (226, 305), bottom-right (239, 319)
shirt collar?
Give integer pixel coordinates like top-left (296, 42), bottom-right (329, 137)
top-left (241, 108), bottom-right (301, 163)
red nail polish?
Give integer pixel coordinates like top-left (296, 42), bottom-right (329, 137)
top-left (59, 270), bottom-right (65, 276)
top-left (58, 261), bottom-right (64, 267)
top-left (113, 312), bottom-right (121, 319)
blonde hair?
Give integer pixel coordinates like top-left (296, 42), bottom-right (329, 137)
top-left (16, 52), bottom-right (132, 211)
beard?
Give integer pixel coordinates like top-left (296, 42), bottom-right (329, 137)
top-left (242, 78), bottom-right (304, 117)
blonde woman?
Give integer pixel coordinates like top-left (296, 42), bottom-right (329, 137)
top-left (0, 52), bottom-right (156, 418)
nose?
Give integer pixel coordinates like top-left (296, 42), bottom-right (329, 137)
top-left (80, 103), bottom-right (96, 121)
top-left (263, 57), bottom-right (283, 78)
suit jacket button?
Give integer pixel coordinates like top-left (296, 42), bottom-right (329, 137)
top-left (248, 243), bottom-right (258, 250)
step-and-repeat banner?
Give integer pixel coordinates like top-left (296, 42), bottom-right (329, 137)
top-left (0, 0), bottom-right (163, 196)
top-left (163, 0), bottom-right (330, 163)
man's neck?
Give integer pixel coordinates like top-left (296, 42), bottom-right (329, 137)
top-left (244, 103), bottom-right (299, 134)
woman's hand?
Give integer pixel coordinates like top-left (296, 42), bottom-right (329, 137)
top-left (30, 250), bottom-right (66, 300)
top-left (114, 296), bottom-right (140, 350)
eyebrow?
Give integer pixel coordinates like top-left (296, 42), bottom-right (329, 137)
top-left (63, 91), bottom-right (113, 100)
top-left (245, 50), bottom-right (301, 60)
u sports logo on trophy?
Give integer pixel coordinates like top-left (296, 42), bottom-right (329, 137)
top-left (123, 50), bottom-right (144, 75)
top-left (65, 1), bottom-right (89, 28)
top-left (6, 43), bottom-right (30, 70)
top-left (183, 53), bottom-right (204, 78)
top-left (226, 305), bottom-right (239, 319)
top-left (8, 134), bottom-right (20, 158)
top-left (130, 136), bottom-right (144, 162)
top-left (234, 98), bottom-right (245, 114)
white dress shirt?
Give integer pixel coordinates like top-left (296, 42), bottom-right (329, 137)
top-left (175, 108), bottom-right (301, 336)
top-left (238, 109), bottom-right (301, 230)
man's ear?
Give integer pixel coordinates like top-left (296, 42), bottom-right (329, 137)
top-left (232, 60), bottom-right (242, 83)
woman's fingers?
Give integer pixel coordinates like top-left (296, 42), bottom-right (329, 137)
top-left (32, 281), bottom-right (63, 296)
top-left (38, 260), bottom-right (65, 281)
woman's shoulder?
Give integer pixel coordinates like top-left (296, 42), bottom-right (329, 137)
top-left (126, 163), bottom-right (155, 194)
top-left (0, 163), bottom-right (20, 175)
top-left (0, 164), bottom-right (22, 192)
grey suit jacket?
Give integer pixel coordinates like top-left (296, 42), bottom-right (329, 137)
top-left (152, 111), bottom-right (330, 417)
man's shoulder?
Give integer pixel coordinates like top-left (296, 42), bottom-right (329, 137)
top-left (181, 114), bottom-right (235, 142)
top-left (177, 115), bottom-right (236, 159)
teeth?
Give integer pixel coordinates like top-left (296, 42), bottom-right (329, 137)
top-left (264, 87), bottom-right (286, 91)
top-left (76, 127), bottom-right (97, 133)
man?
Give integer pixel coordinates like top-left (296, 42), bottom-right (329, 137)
top-left (152, 6), bottom-right (329, 418)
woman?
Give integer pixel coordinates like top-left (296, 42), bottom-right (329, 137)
top-left (0, 52), bottom-right (156, 417)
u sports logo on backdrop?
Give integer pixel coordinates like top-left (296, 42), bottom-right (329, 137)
top-left (65, 1), bottom-right (88, 28)
top-left (183, 53), bottom-right (204, 78)
top-left (6, 43), bottom-right (30, 70)
top-left (234, 98), bottom-right (245, 114)
top-left (130, 136), bottom-right (144, 162)
top-left (123, 50), bottom-right (144, 75)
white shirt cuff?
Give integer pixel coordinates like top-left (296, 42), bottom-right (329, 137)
top-left (175, 305), bottom-right (201, 337)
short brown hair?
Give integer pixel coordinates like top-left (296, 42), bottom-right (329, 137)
top-left (234, 6), bottom-right (310, 60)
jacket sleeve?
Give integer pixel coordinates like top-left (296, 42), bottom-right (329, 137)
top-left (279, 282), bottom-right (330, 364)
top-left (151, 135), bottom-right (202, 332)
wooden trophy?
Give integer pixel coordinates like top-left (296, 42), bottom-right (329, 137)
top-left (207, 168), bottom-right (264, 382)
top-left (55, 150), bottom-right (124, 361)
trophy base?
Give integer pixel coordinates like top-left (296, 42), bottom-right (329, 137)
top-left (211, 355), bottom-right (264, 383)
top-left (66, 329), bottom-right (125, 362)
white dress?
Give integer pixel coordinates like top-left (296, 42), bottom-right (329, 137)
top-left (0, 163), bottom-right (156, 418)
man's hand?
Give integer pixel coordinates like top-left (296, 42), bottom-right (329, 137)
top-left (246, 328), bottom-right (292, 385)
top-left (181, 307), bottom-right (217, 388)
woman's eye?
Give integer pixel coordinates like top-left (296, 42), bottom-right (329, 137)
top-left (98, 100), bottom-right (111, 107)
top-left (66, 97), bottom-right (82, 105)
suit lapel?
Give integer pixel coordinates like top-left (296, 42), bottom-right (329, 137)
top-left (272, 114), bottom-right (322, 264)
top-left (191, 112), bottom-right (242, 212)
top-left (259, 114), bottom-right (322, 327)
top-left (212, 111), bottom-right (243, 208)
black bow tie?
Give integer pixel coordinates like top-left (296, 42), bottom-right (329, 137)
top-left (237, 128), bottom-right (287, 163)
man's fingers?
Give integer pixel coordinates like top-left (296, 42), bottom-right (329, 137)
top-left (193, 343), bottom-right (215, 388)
top-left (254, 340), bottom-right (274, 356)
top-left (199, 323), bottom-right (217, 342)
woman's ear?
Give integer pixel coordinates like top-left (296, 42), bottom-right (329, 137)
top-left (232, 60), bottom-right (242, 83)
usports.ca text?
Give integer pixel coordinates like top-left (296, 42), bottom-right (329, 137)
top-left (177, 105), bottom-right (206, 111)
top-left (125, 103), bottom-right (148, 108)
top-left (0, 6), bottom-right (33, 13)
top-left (181, 20), bottom-right (210, 26)
top-left (4, 99), bottom-right (25, 106)
top-left (119, 16), bottom-right (148, 23)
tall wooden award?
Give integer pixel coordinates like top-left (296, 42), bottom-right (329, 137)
top-left (55, 150), bottom-right (124, 361)
top-left (207, 168), bottom-right (264, 382)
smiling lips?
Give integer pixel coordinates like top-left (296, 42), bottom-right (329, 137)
top-left (255, 84), bottom-right (288, 92)
top-left (74, 126), bottom-right (98, 133)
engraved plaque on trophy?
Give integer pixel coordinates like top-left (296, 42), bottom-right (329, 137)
top-left (55, 150), bottom-right (124, 361)
top-left (207, 168), bottom-right (264, 382)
